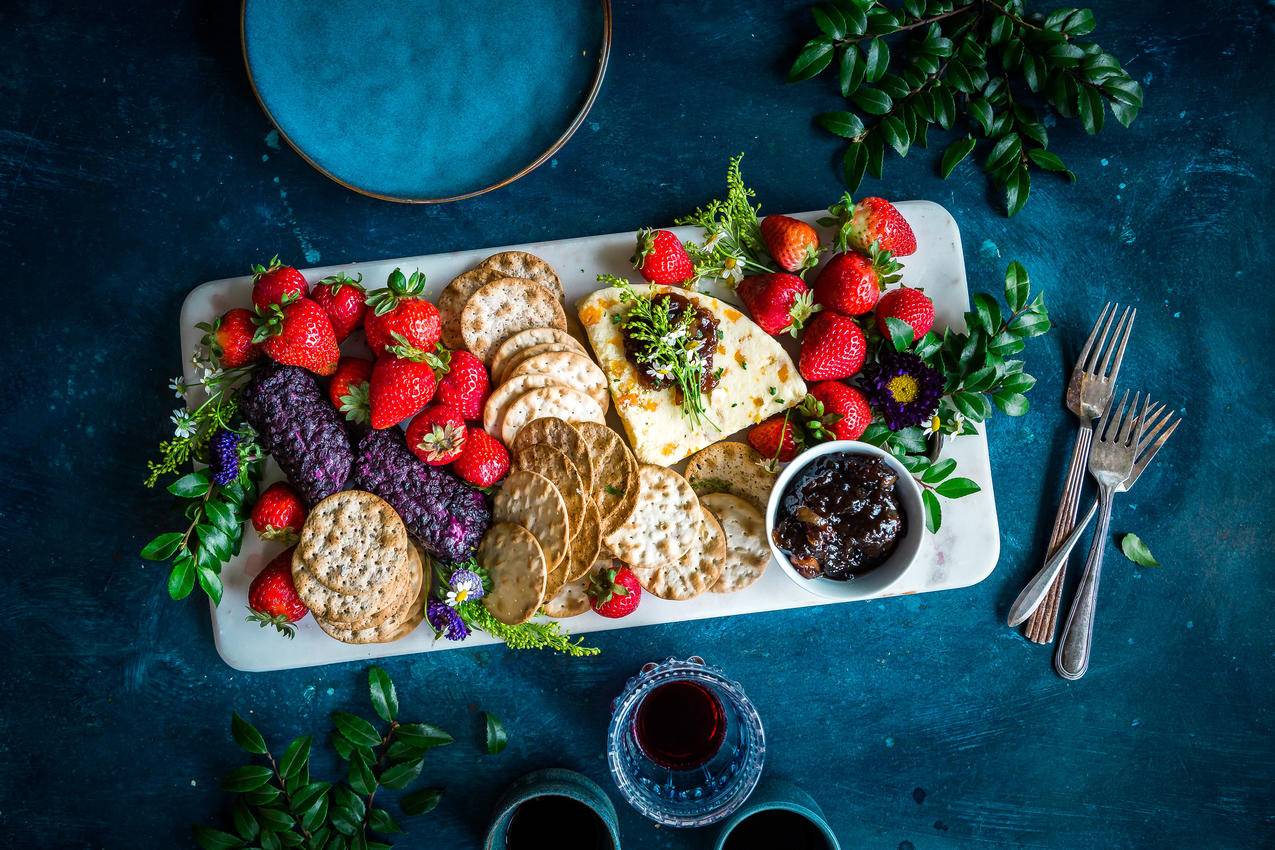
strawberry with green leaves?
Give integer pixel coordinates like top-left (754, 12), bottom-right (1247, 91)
top-left (875, 286), bottom-right (935, 341)
top-left (813, 245), bottom-right (902, 317)
top-left (246, 547), bottom-right (309, 637)
top-left (250, 482), bottom-right (306, 544)
top-left (451, 427), bottom-right (509, 488)
top-left (760, 214), bottom-right (821, 273)
top-left (328, 356), bottom-right (373, 424)
top-left (406, 405), bottom-right (467, 466)
top-left (737, 273), bottom-right (821, 337)
top-left (748, 411), bottom-right (802, 465)
top-left (250, 256), bottom-right (309, 309)
top-left (589, 563), bottom-right (641, 619)
top-left (798, 311), bottom-right (867, 382)
top-left (434, 349), bottom-right (489, 421)
top-left (199, 307), bottom-right (261, 369)
top-left (632, 228), bottom-right (693, 285)
top-left (826, 195), bottom-right (917, 257)
top-left (364, 268), bottom-right (442, 357)
top-left (310, 272), bottom-right (366, 341)
top-left (806, 382), bottom-right (873, 442)
top-left (368, 335), bottom-right (445, 429)
top-left (252, 295), bottom-right (339, 376)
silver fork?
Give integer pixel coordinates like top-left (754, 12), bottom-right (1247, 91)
top-left (1023, 303), bottom-right (1135, 644)
top-left (1007, 401), bottom-right (1180, 627)
top-left (1054, 390), bottom-right (1149, 680)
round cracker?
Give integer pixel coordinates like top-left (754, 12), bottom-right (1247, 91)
top-left (565, 497), bottom-right (603, 582)
top-left (294, 491), bottom-right (410, 595)
top-left (544, 558), bottom-right (608, 619)
top-left (493, 470), bottom-right (570, 572)
top-left (498, 341), bottom-right (585, 386)
top-left (439, 267), bottom-right (502, 349)
top-left (461, 277), bottom-right (566, 363)
top-left (500, 386), bottom-right (604, 447)
top-left (483, 373), bottom-right (569, 436)
top-left (478, 251), bottom-right (564, 301)
top-left (701, 492), bottom-right (771, 593)
top-left (509, 350), bottom-right (609, 411)
top-left (511, 417), bottom-right (594, 497)
top-left (292, 548), bottom-right (410, 628)
top-left (490, 326), bottom-right (585, 384)
top-left (573, 422), bottom-right (639, 536)
top-left (315, 553), bottom-right (427, 644)
top-left (630, 507), bottom-right (724, 601)
top-left (603, 465), bottom-right (700, 568)
top-left (685, 441), bottom-right (778, 511)
top-left (514, 444), bottom-right (585, 531)
top-left (479, 522), bottom-right (548, 625)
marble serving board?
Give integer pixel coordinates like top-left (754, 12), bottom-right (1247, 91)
top-left (180, 202), bottom-right (999, 672)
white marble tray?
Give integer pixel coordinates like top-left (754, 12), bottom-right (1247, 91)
top-left (180, 202), bottom-right (999, 672)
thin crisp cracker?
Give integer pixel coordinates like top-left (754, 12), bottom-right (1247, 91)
top-left (462, 277), bottom-right (566, 363)
top-left (544, 558), bottom-right (608, 619)
top-left (573, 421), bottom-right (638, 536)
top-left (482, 373), bottom-right (569, 436)
top-left (479, 522), bottom-right (548, 625)
top-left (292, 549), bottom-right (409, 628)
top-left (500, 386), bottom-right (604, 447)
top-left (685, 441), bottom-right (778, 511)
top-left (477, 251), bottom-right (564, 301)
top-left (511, 417), bottom-right (595, 497)
top-left (603, 464), bottom-right (700, 568)
top-left (490, 326), bottom-right (585, 385)
top-left (509, 350), bottom-right (609, 411)
top-left (294, 491), bottom-right (410, 595)
top-left (701, 492), bottom-right (771, 594)
top-left (496, 341), bottom-right (582, 385)
top-left (565, 497), bottom-right (602, 582)
top-left (439, 267), bottom-right (502, 349)
top-left (493, 470), bottom-right (570, 571)
top-left (315, 552), bottom-right (427, 644)
top-left (630, 506), bottom-right (724, 600)
top-left (514, 444), bottom-right (585, 529)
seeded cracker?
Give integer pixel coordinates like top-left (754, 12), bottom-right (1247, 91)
top-left (493, 469), bottom-right (570, 572)
top-left (573, 422), bottom-right (638, 536)
top-left (477, 251), bottom-right (564, 301)
top-left (461, 277), bottom-right (566, 363)
top-left (630, 506), bottom-right (725, 600)
top-left (315, 549), bottom-right (427, 644)
top-left (439, 267), bottom-right (502, 349)
top-left (490, 326), bottom-right (585, 383)
top-left (685, 441), bottom-right (778, 511)
top-left (500, 386), bottom-right (604, 447)
top-left (701, 492), bottom-right (771, 593)
top-left (514, 444), bottom-right (585, 528)
top-left (497, 341), bottom-right (583, 385)
top-left (511, 417), bottom-right (595, 496)
top-left (292, 550), bottom-right (409, 628)
top-left (483, 373), bottom-right (569, 437)
top-left (480, 523), bottom-right (548, 625)
top-left (565, 496), bottom-right (603, 582)
top-left (509, 350), bottom-right (610, 411)
top-left (294, 491), bottom-right (410, 595)
top-left (544, 558), bottom-right (607, 619)
top-left (603, 464), bottom-right (699, 568)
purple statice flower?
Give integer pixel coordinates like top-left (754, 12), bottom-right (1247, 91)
top-left (445, 569), bottom-right (485, 607)
top-left (427, 599), bottom-right (470, 642)
top-left (860, 352), bottom-right (943, 431)
top-left (208, 429), bottom-right (240, 486)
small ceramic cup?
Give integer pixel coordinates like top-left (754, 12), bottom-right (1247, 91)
top-left (484, 767), bottom-right (621, 850)
top-left (712, 779), bottom-right (841, 849)
top-left (766, 440), bottom-right (924, 601)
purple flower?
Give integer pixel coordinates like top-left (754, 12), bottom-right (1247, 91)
top-left (445, 569), bottom-right (485, 607)
top-left (209, 429), bottom-right (240, 486)
top-left (860, 352), bottom-right (943, 430)
top-left (427, 600), bottom-right (470, 642)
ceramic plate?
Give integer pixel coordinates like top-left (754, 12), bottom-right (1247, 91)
top-left (241, 0), bottom-right (610, 202)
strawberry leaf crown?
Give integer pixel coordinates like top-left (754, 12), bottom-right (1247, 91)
top-left (630, 228), bottom-right (657, 269)
top-left (867, 241), bottom-right (902, 288)
top-left (245, 607), bottom-right (296, 638)
top-left (785, 289), bottom-right (822, 338)
top-left (821, 192), bottom-right (859, 253)
top-left (587, 565), bottom-right (630, 607)
top-left (415, 421), bottom-right (466, 461)
top-left (796, 392), bottom-right (844, 443)
top-left (249, 254), bottom-right (284, 281)
top-left (196, 317), bottom-right (226, 362)
top-left (317, 271), bottom-right (364, 294)
top-left (249, 292), bottom-right (302, 343)
top-left (338, 382), bottom-right (371, 424)
top-left (366, 267), bottom-right (427, 316)
top-left (385, 333), bottom-right (448, 372)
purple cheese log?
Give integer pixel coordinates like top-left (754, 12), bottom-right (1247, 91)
top-left (239, 364), bottom-right (353, 506)
top-left (352, 428), bottom-right (490, 564)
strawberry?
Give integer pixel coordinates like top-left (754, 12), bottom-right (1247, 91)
top-left (874, 286), bottom-right (936, 341)
top-left (806, 382), bottom-right (873, 442)
top-left (812, 247), bottom-right (901, 317)
top-left (252, 296), bottom-right (339, 376)
top-left (760, 214), bottom-right (821, 273)
top-left (247, 547), bottom-right (309, 637)
top-left (328, 356), bottom-right (373, 424)
top-left (199, 307), bottom-right (262, 369)
top-left (798, 311), bottom-right (867, 382)
top-left (310, 272), bottom-right (367, 341)
top-left (368, 341), bottom-right (443, 430)
top-left (250, 256), bottom-right (309, 309)
top-left (748, 412), bottom-right (802, 464)
top-left (737, 273), bottom-right (821, 337)
top-left (588, 563), bottom-right (642, 619)
top-left (632, 228), bottom-right (693, 285)
top-left (250, 482), bottom-right (307, 544)
top-left (828, 195), bottom-right (917, 257)
top-left (364, 268), bottom-right (441, 357)
top-left (451, 427), bottom-right (510, 488)
top-left (434, 349), bottom-right (489, 421)
top-left (406, 405), bottom-right (467, 466)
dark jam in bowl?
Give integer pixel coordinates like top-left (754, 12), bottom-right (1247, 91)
top-left (772, 453), bottom-right (905, 581)
top-left (620, 292), bottom-right (720, 396)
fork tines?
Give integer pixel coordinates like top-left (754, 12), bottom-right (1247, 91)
top-left (1077, 302), bottom-right (1136, 381)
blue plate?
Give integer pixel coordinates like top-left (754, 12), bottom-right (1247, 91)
top-left (242, 0), bottom-right (609, 203)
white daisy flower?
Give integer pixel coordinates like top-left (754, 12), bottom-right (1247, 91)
top-left (171, 409), bottom-right (196, 439)
top-left (923, 414), bottom-right (942, 436)
top-left (201, 367), bottom-right (224, 386)
top-left (720, 255), bottom-right (744, 285)
top-left (169, 377), bottom-right (188, 398)
top-left (702, 229), bottom-right (725, 253)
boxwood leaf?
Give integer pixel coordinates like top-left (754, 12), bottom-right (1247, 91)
top-left (922, 490), bottom-right (942, 533)
top-left (839, 44), bottom-right (865, 96)
top-left (255, 807), bottom-right (295, 833)
top-left (935, 477), bottom-right (981, 498)
top-left (940, 136), bottom-right (976, 179)
top-left (279, 735), bottom-right (311, 779)
top-left (884, 317), bottom-right (914, 351)
top-left (851, 87), bottom-right (893, 115)
top-left (141, 532), bottom-right (184, 561)
top-left (400, 787), bottom-right (444, 817)
top-left (231, 712), bottom-right (268, 755)
top-left (789, 38), bottom-right (835, 82)
top-left (197, 564), bottom-right (224, 607)
top-left (347, 750), bottom-right (377, 796)
top-left (843, 142), bottom-right (868, 193)
top-left (864, 38), bottom-right (890, 82)
top-left (168, 556), bottom-right (196, 600)
top-left (816, 111), bottom-right (865, 139)
top-left (168, 471), bottom-right (210, 498)
top-left (369, 807), bottom-right (402, 834)
top-left (368, 666), bottom-right (398, 723)
top-left (230, 798), bottom-right (258, 842)
top-left (485, 712), bottom-right (507, 755)
top-left (332, 712), bottom-right (383, 748)
top-left (1120, 533), bottom-right (1160, 567)
top-left (395, 723), bottom-right (453, 750)
top-left (921, 458), bottom-right (956, 484)
top-left (219, 765), bottom-right (274, 793)
top-left (378, 757), bottom-right (423, 790)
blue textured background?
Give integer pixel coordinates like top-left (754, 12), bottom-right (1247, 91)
top-left (1, 1), bottom-right (1271, 848)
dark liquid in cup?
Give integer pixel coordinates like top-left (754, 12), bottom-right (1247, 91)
top-left (634, 680), bottom-right (726, 770)
top-left (723, 809), bottom-right (831, 850)
top-left (505, 795), bottom-right (612, 850)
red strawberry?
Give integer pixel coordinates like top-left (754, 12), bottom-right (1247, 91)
top-left (250, 256), bottom-right (309, 309)
top-left (200, 308), bottom-right (262, 369)
top-left (737, 273), bottom-right (821, 337)
top-left (406, 405), bottom-right (467, 466)
top-left (250, 482), bottom-right (307, 544)
top-left (588, 563), bottom-right (642, 619)
top-left (829, 195), bottom-right (917, 257)
top-left (748, 413), bottom-right (802, 464)
top-left (806, 382), bottom-right (873, 442)
top-left (328, 356), bottom-right (373, 424)
top-left (364, 268), bottom-right (441, 357)
top-left (451, 427), bottom-right (510, 488)
top-left (812, 247), bottom-right (902, 317)
top-left (760, 215), bottom-right (821, 273)
top-left (874, 286), bottom-right (936, 340)
top-left (368, 343), bottom-right (443, 430)
top-left (798, 311), bottom-right (867, 382)
top-left (434, 349), bottom-right (489, 421)
top-left (632, 228), bottom-right (693, 285)
top-left (253, 296), bottom-right (339, 376)
top-left (310, 272), bottom-right (367, 341)
top-left (247, 547), bottom-right (309, 637)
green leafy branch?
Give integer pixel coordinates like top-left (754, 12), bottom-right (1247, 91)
top-left (790, 0), bottom-right (1143, 215)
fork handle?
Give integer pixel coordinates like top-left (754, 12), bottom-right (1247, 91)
top-left (1054, 486), bottom-right (1114, 680)
top-left (1007, 499), bottom-right (1098, 627)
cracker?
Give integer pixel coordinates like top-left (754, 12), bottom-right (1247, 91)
top-left (490, 326), bottom-right (585, 385)
top-left (511, 417), bottom-right (594, 496)
top-left (461, 277), bottom-right (566, 363)
top-left (514, 444), bottom-right (585, 530)
top-left (500, 386), bottom-right (604, 447)
top-left (493, 470), bottom-right (570, 572)
top-left (565, 497), bottom-right (603, 582)
top-left (315, 551), bottom-right (427, 644)
top-left (482, 373), bottom-right (569, 436)
top-left (294, 491), bottom-right (410, 595)
top-left (630, 506), bottom-right (725, 601)
top-left (292, 550), bottom-right (408, 628)
top-left (477, 251), bottom-right (564, 301)
top-left (509, 350), bottom-right (609, 411)
top-left (603, 465), bottom-right (700, 568)
top-left (543, 558), bottom-right (607, 619)
top-left (685, 441), bottom-right (778, 511)
top-left (573, 422), bottom-right (639, 537)
top-left (479, 522), bottom-right (548, 625)
top-left (439, 267), bottom-right (502, 349)
top-left (701, 493), bottom-right (771, 594)
top-left (497, 341), bottom-right (584, 385)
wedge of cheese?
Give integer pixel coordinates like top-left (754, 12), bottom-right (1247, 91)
top-left (577, 285), bottom-right (807, 466)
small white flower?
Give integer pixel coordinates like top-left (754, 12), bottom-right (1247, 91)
top-left (201, 367), bottom-right (224, 386)
top-left (661, 326), bottom-right (687, 347)
top-left (923, 414), bottom-right (942, 436)
top-left (720, 255), bottom-right (744, 285)
top-left (445, 588), bottom-right (471, 608)
top-left (171, 409), bottom-right (196, 439)
top-left (651, 363), bottom-right (674, 381)
top-left (702, 230), bottom-right (725, 252)
top-left (169, 376), bottom-right (188, 398)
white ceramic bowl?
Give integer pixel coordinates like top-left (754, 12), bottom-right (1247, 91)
top-left (765, 440), bottom-right (924, 601)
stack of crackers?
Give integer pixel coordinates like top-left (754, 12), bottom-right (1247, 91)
top-left (291, 491), bottom-right (427, 644)
top-left (439, 250), bottom-right (566, 361)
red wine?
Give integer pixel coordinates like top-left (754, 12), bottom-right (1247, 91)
top-left (722, 809), bottom-right (831, 850)
top-left (505, 795), bottom-right (612, 850)
top-left (634, 680), bottom-right (726, 770)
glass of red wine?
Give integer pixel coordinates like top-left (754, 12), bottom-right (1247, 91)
top-left (606, 656), bottom-right (765, 828)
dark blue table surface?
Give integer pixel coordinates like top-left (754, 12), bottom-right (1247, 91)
top-left (2, 2), bottom-right (1272, 848)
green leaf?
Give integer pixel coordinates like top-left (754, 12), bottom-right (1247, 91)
top-left (993, 391), bottom-right (1030, 415)
top-left (379, 757), bottom-right (424, 790)
top-left (243, 784), bottom-right (281, 807)
top-left (839, 44), bottom-right (865, 96)
top-left (842, 142), bottom-right (868, 193)
top-left (301, 788), bottom-right (330, 833)
top-left (168, 471), bottom-right (211, 498)
top-left (990, 14), bottom-right (1013, 45)
top-left (963, 365), bottom-right (998, 393)
top-left (865, 132), bottom-right (885, 178)
top-left (973, 293), bottom-right (1002, 335)
top-left (884, 317), bottom-right (914, 351)
top-left (841, 2), bottom-right (868, 35)
top-left (952, 391), bottom-right (989, 422)
top-left (230, 798), bottom-right (259, 842)
top-left (940, 137), bottom-right (976, 179)
top-left (331, 712), bottom-right (383, 749)
top-left (331, 786), bottom-right (367, 833)
top-left (347, 749), bottom-right (377, 796)
top-left (921, 458), bottom-right (957, 484)
top-left (485, 712), bottom-right (507, 755)
top-left (1077, 85), bottom-right (1104, 134)
top-left (999, 371), bottom-right (1036, 394)
top-left (369, 807), bottom-right (402, 834)
top-left (968, 99), bottom-right (994, 135)
top-left (255, 807), bottom-right (295, 834)
top-left (903, 0), bottom-right (924, 18)
top-left (935, 477), bottom-right (981, 498)
top-left (259, 829), bottom-right (281, 850)
top-left (395, 723), bottom-right (454, 750)
top-left (205, 499), bottom-right (236, 533)
top-left (1005, 166), bottom-right (1030, 217)
top-left (914, 330), bottom-right (943, 359)
top-left (1003, 261), bottom-right (1030, 311)
top-left (879, 115), bottom-right (909, 157)
top-left (984, 134), bottom-right (1022, 174)
top-left (816, 111), bottom-right (865, 139)
top-left (279, 735), bottom-right (311, 780)
top-left (789, 38), bottom-right (836, 82)
top-left (1120, 533), bottom-right (1160, 567)
top-left (192, 825), bottom-right (244, 850)
top-left (197, 523), bottom-right (232, 563)
top-left (922, 490), bottom-right (942, 533)
top-left (220, 765), bottom-right (274, 793)
top-left (168, 555), bottom-right (196, 600)
top-left (141, 531), bottom-right (184, 561)
top-left (368, 666), bottom-right (398, 723)
top-left (864, 38), bottom-right (890, 82)
top-left (197, 563), bottom-right (224, 606)
top-left (812, 5), bottom-right (847, 39)
top-left (851, 87), bottom-right (893, 115)
top-left (400, 787), bottom-right (444, 817)
top-left (231, 712), bottom-right (268, 755)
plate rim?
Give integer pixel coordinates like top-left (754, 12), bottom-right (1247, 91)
top-left (238, 0), bottom-right (612, 204)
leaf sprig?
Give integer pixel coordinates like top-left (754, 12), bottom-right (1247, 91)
top-left (789, 0), bottom-right (1143, 215)
top-left (674, 153), bottom-right (777, 285)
